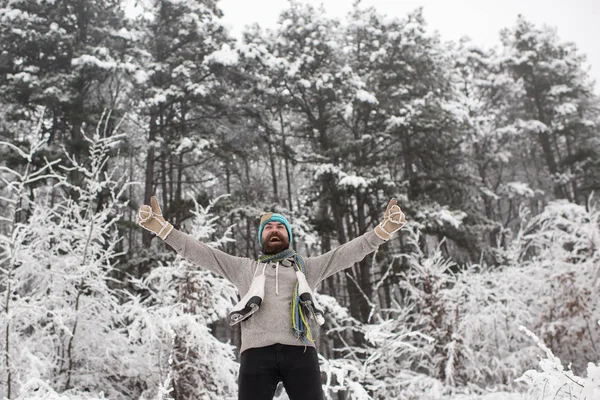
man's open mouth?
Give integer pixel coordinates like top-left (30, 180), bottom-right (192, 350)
top-left (270, 237), bottom-right (282, 242)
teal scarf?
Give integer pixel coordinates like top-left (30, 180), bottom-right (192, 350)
top-left (258, 249), bottom-right (315, 342)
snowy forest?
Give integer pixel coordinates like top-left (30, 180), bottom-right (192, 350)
top-left (1, 0), bottom-right (599, 399)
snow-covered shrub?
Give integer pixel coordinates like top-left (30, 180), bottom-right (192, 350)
top-left (320, 355), bottom-right (373, 400)
top-left (450, 263), bottom-right (536, 388)
top-left (321, 229), bottom-right (466, 399)
top-left (393, 232), bottom-right (468, 386)
top-left (0, 122), bottom-right (133, 398)
top-left (122, 195), bottom-right (239, 400)
top-left (517, 326), bottom-right (600, 400)
top-left (356, 197), bottom-right (600, 397)
top-left (10, 379), bottom-right (110, 400)
top-left (1, 118), bottom-right (240, 400)
top-left (516, 199), bottom-right (600, 373)
top-left (315, 293), bottom-right (373, 399)
top-left (433, 198), bottom-right (600, 392)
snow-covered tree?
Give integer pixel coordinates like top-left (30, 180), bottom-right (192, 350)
top-left (128, 0), bottom-right (238, 249)
top-left (449, 39), bottom-right (531, 259)
top-left (0, 0), bottom-right (132, 148)
top-left (501, 16), bottom-right (600, 203)
top-left (343, 6), bottom-right (467, 207)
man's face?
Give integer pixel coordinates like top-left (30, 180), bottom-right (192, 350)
top-left (261, 221), bottom-right (290, 254)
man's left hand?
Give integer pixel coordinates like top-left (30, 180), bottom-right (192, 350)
top-left (374, 198), bottom-right (407, 241)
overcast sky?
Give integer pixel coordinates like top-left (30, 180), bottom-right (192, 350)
top-left (219, 0), bottom-right (600, 93)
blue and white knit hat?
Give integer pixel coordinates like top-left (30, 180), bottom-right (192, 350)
top-left (258, 212), bottom-right (293, 248)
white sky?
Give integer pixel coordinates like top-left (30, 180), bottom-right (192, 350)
top-left (219, 0), bottom-right (600, 93)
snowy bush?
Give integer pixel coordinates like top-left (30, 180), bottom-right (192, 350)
top-left (123, 195), bottom-right (239, 400)
top-left (516, 199), bottom-right (600, 373)
top-left (318, 230), bottom-right (465, 399)
top-left (345, 198), bottom-right (600, 398)
top-left (517, 326), bottom-right (600, 400)
top-left (0, 119), bottom-right (240, 399)
top-left (0, 121), bottom-right (134, 398)
top-left (442, 198), bottom-right (600, 390)
top-left (450, 263), bottom-right (536, 388)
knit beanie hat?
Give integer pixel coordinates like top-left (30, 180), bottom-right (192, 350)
top-left (258, 212), bottom-right (293, 248)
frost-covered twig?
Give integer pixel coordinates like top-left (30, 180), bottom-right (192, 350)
top-left (156, 330), bottom-right (176, 400)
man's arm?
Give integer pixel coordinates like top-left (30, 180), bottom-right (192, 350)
top-left (138, 196), bottom-right (252, 287)
top-left (164, 229), bottom-right (251, 286)
top-left (305, 199), bottom-right (406, 285)
top-left (305, 230), bottom-right (385, 285)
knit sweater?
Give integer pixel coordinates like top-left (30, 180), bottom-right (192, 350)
top-left (164, 229), bottom-right (385, 353)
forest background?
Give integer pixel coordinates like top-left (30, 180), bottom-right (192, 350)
top-left (1, 0), bottom-right (599, 399)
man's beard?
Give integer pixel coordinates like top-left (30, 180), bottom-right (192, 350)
top-left (262, 233), bottom-right (289, 254)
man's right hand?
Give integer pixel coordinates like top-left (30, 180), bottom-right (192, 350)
top-left (137, 196), bottom-right (173, 240)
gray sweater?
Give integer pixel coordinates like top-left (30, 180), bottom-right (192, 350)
top-left (164, 229), bottom-right (385, 353)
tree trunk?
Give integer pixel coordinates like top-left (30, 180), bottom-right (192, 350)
top-left (355, 191), bottom-right (373, 322)
top-left (64, 289), bottom-right (83, 390)
top-left (537, 129), bottom-right (563, 198)
top-left (531, 80), bottom-right (564, 199)
top-left (175, 151), bottom-right (184, 225)
top-left (401, 128), bottom-right (419, 200)
top-left (278, 107), bottom-right (294, 211)
top-left (143, 113), bottom-right (157, 247)
top-left (4, 275), bottom-right (12, 398)
top-left (268, 142), bottom-right (278, 201)
top-left (128, 148), bottom-right (134, 248)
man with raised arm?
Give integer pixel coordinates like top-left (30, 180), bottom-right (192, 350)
top-left (138, 197), bottom-right (406, 400)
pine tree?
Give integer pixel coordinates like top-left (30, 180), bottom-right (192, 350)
top-left (501, 16), bottom-right (600, 203)
top-left (0, 0), bottom-right (131, 148)
top-left (449, 39), bottom-right (533, 261)
top-left (128, 0), bottom-right (237, 248)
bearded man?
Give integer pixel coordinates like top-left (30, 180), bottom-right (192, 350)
top-left (138, 196), bottom-right (406, 400)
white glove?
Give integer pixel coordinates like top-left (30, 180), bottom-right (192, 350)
top-left (137, 196), bottom-right (173, 240)
top-left (374, 198), bottom-right (406, 241)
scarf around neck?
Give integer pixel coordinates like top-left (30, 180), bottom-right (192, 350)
top-left (258, 249), bottom-right (317, 342)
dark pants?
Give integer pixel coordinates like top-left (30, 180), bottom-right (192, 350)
top-left (238, 343), bottom-right (325, 400)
